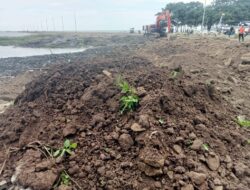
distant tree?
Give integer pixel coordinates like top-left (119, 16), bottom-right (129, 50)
top-left (165, 2), bottom-right (204, 26)
top-left (164, 0), bottom-right (250, 27)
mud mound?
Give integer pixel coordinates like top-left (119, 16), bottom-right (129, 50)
top-left (0, 57), bottom-right (250, 190)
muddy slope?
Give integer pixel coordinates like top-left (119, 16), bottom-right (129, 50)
top-left (0, 56), bottom-right (249, 190)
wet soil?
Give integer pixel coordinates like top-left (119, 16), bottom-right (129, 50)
top-left (0, 32), bottom-right (146, 48)
top-left (0, 33), bottom-right (250, 190)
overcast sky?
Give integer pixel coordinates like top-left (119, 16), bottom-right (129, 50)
top-left (0, 0), bottom-right (212, 31)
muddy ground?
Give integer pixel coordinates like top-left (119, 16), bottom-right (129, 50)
top-left (0, 33), bottom-right (250, 190)
top-left (0, 32), bottom-right (145, 48)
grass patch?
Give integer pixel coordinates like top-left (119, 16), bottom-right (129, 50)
top-left (237, 116), bottom-right (250, 128)
top-left (116, 76), bottom-right (139, 114)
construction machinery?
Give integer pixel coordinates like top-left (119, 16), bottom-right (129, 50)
top-left (143, 10), bottom-right (172, 37)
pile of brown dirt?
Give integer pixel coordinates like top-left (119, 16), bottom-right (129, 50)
top-left (0, 56), bottom-right (249, 190)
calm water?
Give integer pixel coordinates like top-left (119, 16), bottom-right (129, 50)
top-left (0, 32), bottom-right (34, 37)
top-left (0, 46), bottom-right (86, 58)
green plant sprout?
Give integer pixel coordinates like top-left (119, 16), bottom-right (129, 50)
top-left (202, 144), bottom-right (209, 151)
top-left (53, 139), bottom-right (77, 158)
top-left (158, 118), bottom-right (165, 125)
top-left (116, 76), bottom-right (136, 94)
top-left (120, 95), bottom-right (139, 114)
top-left (170, 71), bottom-right (179, 78)
top-left (237, 116), bottom-right (250, 128)
top-left (60, 171), bottom-right (71, 186)
top-left (116, 76), bottom-right (139, 114)
top-left (53, 171), bottom-right (71, 188)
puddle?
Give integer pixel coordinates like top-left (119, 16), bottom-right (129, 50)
top-left (0, 46), bottom-right (86, 58)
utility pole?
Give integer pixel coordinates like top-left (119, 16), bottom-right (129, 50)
top-left (41, 21), bottom-right (44, 32)
top-left (201, 0), bottom-right (207, 31)
top-left (61, 16), bottom-right (65, 32)
top-left (52, 18), bottom-right (56, 31)
top-left (74, 13), bottom-right (77, 33)
top-left (46, 18), bottom-right (49, 32)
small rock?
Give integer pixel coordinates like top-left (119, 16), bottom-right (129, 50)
top-left (118, 134), bottom-right (134, 150)
top-left (227, 76), bottom-right (237, 84)
top-left (224, 155), bottom-right (232, 163)
top-left (224, 58), bottom-right (232, 67)
top-left (154, 181), bottom-right (162, 188)
top-left (175, 166), bottom-right (186, 174)
top-left (207, 154), bottom-right (220, 171)
top-left (57, 185), bottom-right (73, 190)
top-left (238, 64), bottom-right (250, 72)
top-left (130, 123), bottom-right (146, 132)
top-left (121, 162), bottom-right (133, 168)
top-left (80, 132), bottom-right (86, 138)
top-left (137, 162), bottom-right (163, 177)
top-left (166, 127), bottom-right (174, 134)
top-left (139, 114), bottom-right (150, 128)
top-left (181, 184), bottom-right (194, 190)
top-left (68, 165), bottom-right (80, 175)
top-left (175, 137), bottom-right (184, 143)
top-left (173, 145), bottom-right (183, 154)
top-left (102, 70), bottom-right (112, 78)
top-left (167, 171), bottom-right (174, 179)
top-left (163, 167), bottom-right (168, 174)
top-left (0, 180), bottom-right (7, 189)
top-left (190, 69), bottom-right (200, 74)
top-left (17, 170), bottom-right (58, 190)
top-left (241, 53), bottom-right (250, 64)
top-left (137, 87), bottom-right (147, 97)
top-left (214, 186), bottom-right (223, 190)
top-left (111, 132), bottom-right (119, 140)
top-left (190, 139), bottom-right (203, 150)
top-left (63, 125), bottom-right (77, 137)
top-left (189, 132), bottom-right (196, 140)
top-left (188, 171), bottom-right (207, 185)
top-left (97, 166), bottom-right (106, 176)
top-left (213, 178), bottom-right (222, 185)
top-left (233, 162), bottom-right (248, 178)
top-left (139, 147), bottom-right (165, 168)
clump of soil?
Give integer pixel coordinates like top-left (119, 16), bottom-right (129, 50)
top-left (0, 56), bottom-right (249, 190)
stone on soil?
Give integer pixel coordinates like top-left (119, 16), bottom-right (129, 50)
top-left (173, 144), bottom-right (183, 154)
top-left (181, 184), bottom-right (194, 190)
top-left (190, 139), bottom-right (203, 150)
top-left (63, 125), bottom-right (77, 137)
top-left (138, 114), bottom-right (150, 128)
top-left (130, 123), bottom-right (146, 132)
top-left (118, 134), bottom-right (134, 150)
top-left (0, 180), bottom-right (7, 189)
top-left (207, 154), bottom-right (220, 171)
top-left (137, 162), bottom-right (163, 177)
top-left (188, 171), bottom-right (207, 185)
top-left (139, 147), bottom-right (165, 168)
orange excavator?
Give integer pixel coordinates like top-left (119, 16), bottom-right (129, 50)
top-left (143, 10), bottom-right (172, 37)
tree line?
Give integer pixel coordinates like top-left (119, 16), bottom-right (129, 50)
top-left (165, 0), bottom-right (250, 29)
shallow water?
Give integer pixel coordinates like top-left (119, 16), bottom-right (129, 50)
top-left (0, 32), bottom-right (33, 37)
top-left (0, 46), bottom-right (86, 58)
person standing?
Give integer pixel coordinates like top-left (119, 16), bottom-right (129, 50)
top-left (229, 26), bottom-right (234, 37)
top-left (239, 24), bottom-right (245, 42)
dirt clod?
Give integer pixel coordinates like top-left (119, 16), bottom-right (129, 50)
top-left (190, 139), bottom-right (203, 150)
top-left (118, 134), bottom-right (134, 150)
top-left (188, 171), bottom-right (207, 185)
top-left (207, 154), bottom-right (220, 171)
